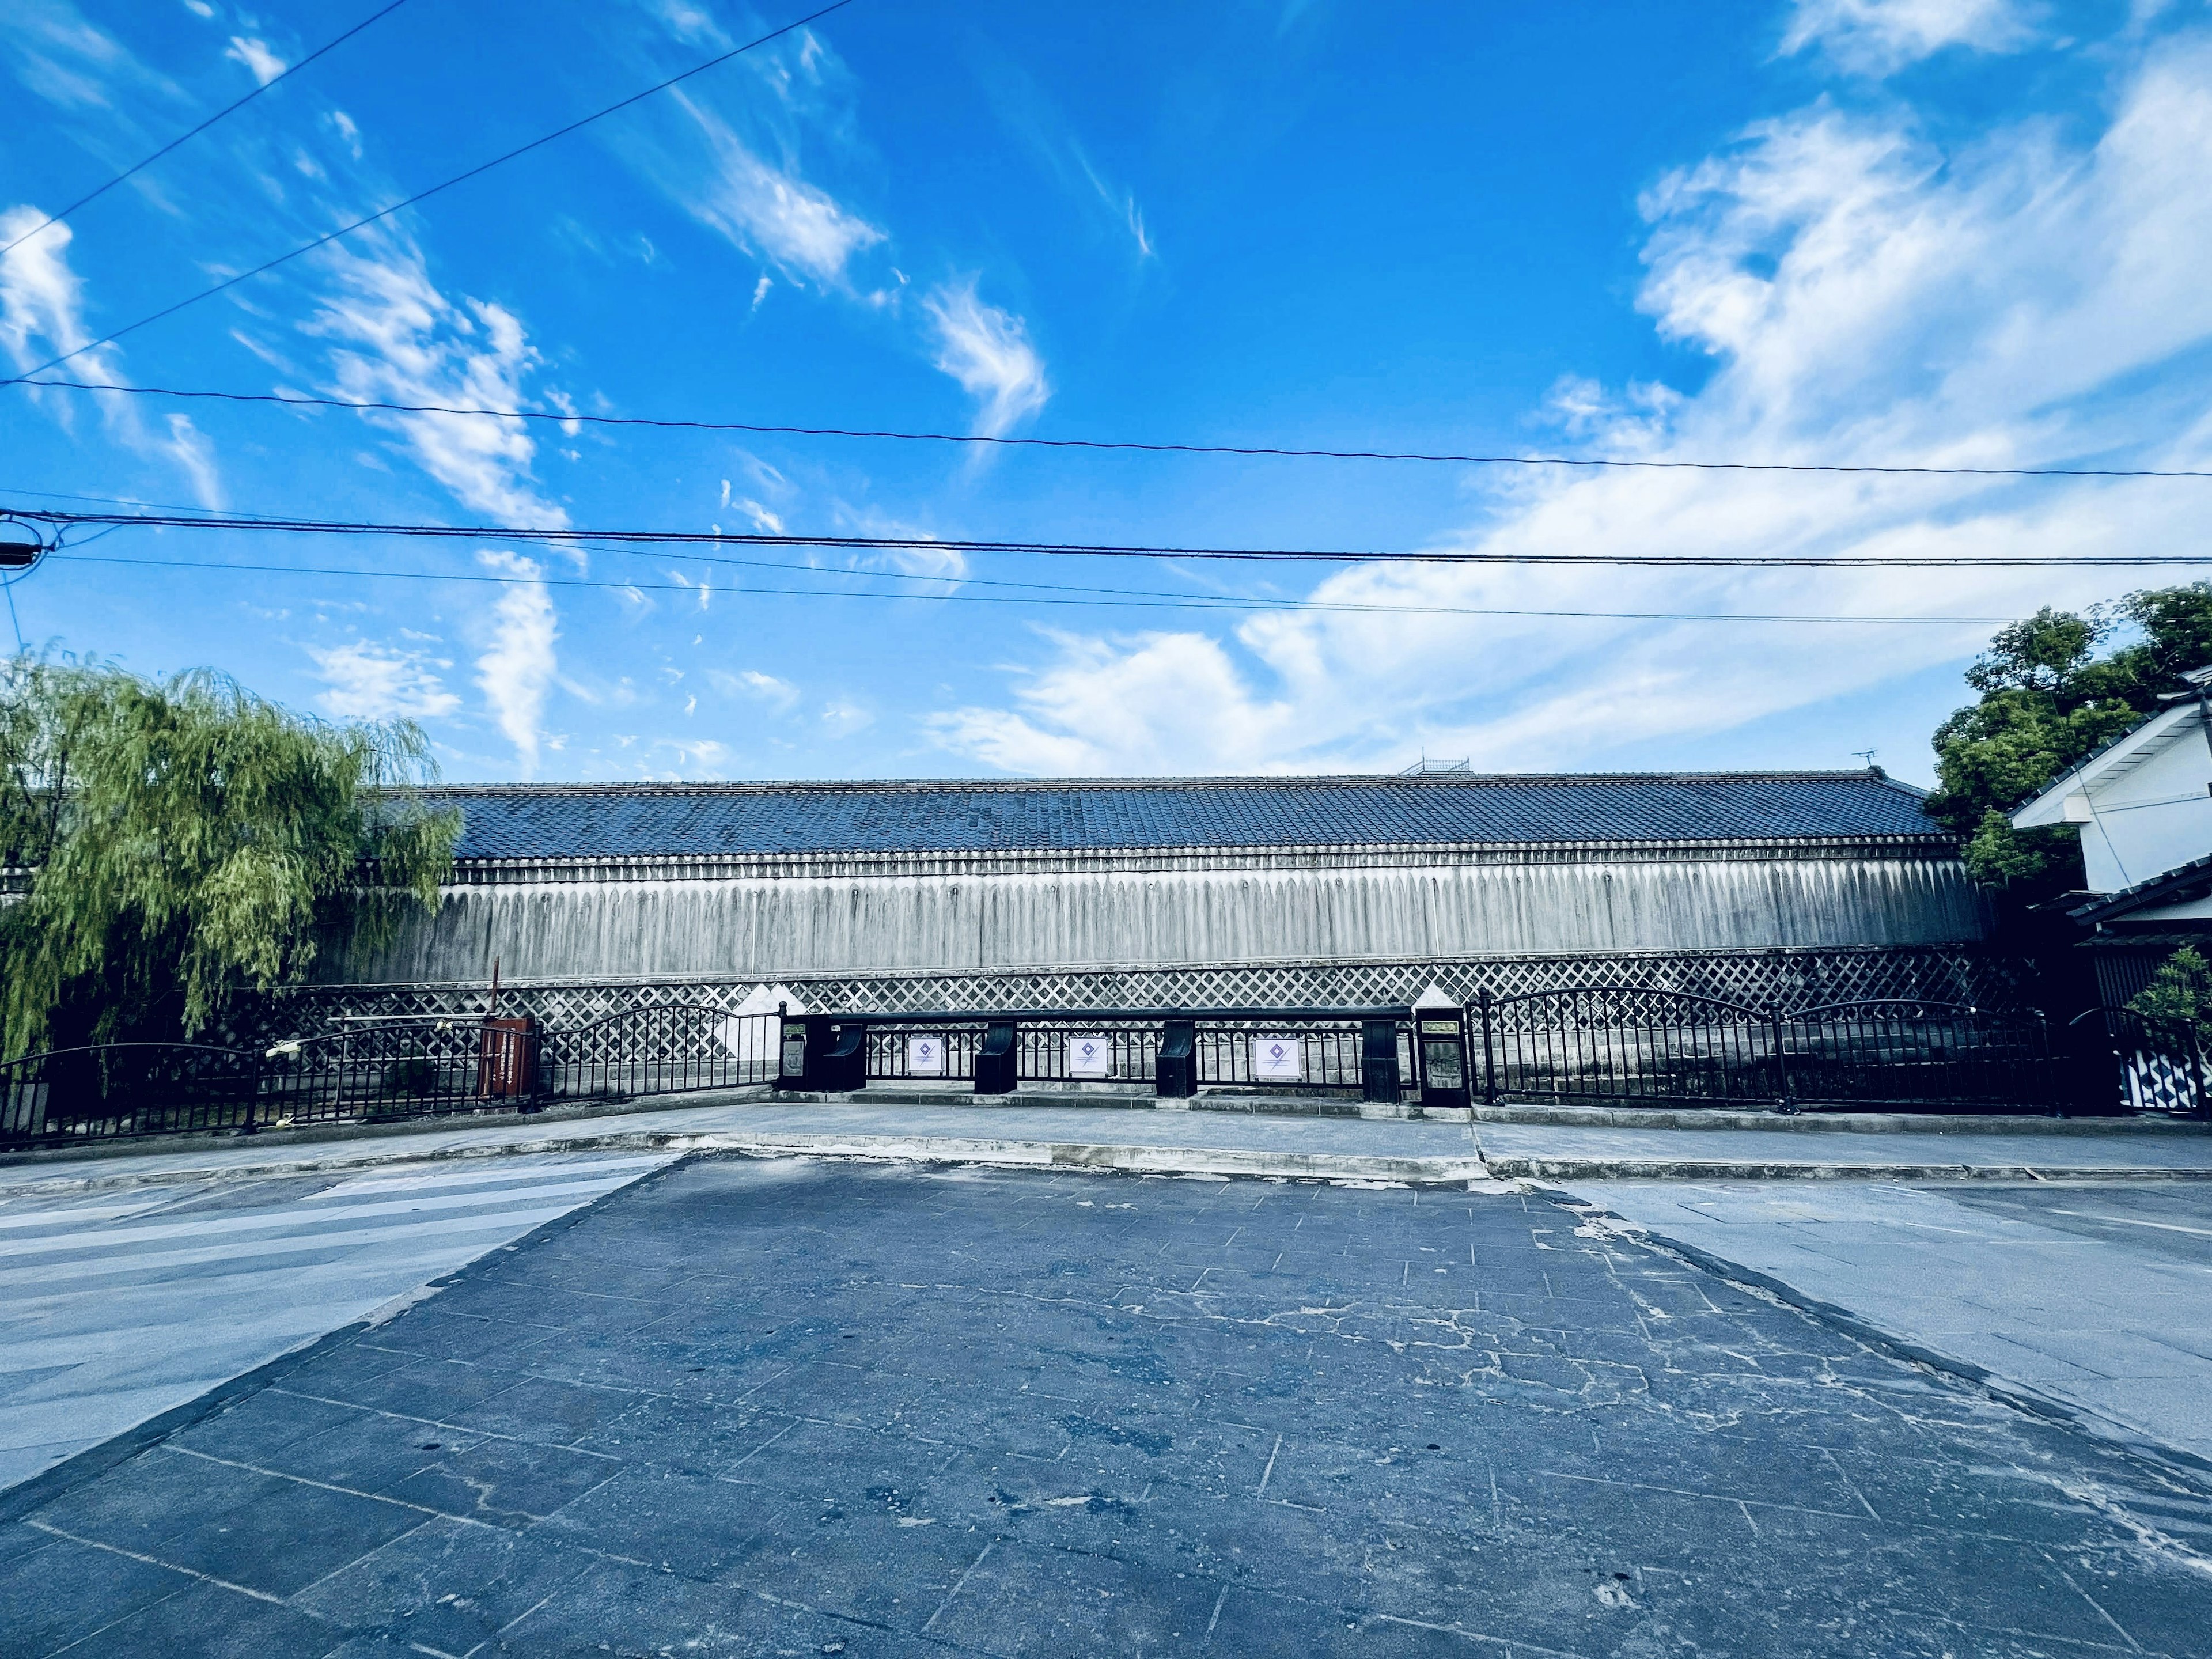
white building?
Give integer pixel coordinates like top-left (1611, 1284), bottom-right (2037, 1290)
top-left (279, 768), bottom-right (2011, 1032)
top-left (2012, 673), bottom-right (2212, 1003)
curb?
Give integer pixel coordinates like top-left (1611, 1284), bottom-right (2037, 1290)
top-left (0, 1127), bottom-right (1496, 1196)
top-left (1481, 1154), bottom-right (2212, 1183)
top-left (1473, 1104), bottom-right (2209, 1136)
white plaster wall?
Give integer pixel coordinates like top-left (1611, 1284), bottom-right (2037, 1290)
top-left (325, 856), bottom-right (1988, 984)
top-left (2078, 736), bottom-right (2212, 892)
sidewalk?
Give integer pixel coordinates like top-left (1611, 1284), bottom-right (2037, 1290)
top-left (5, 1091), bottom-right (2211, 1194)
top-left (1555, 1178), bottom-right (2212, 1470)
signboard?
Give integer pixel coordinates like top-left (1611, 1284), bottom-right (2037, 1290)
top-left (1420, 1018), bottom-right (1461, 1037)
top-left (780, 1023), bottom-right (806, 1078)
top-left (1067, 1034), bottom-right (1113, 1078)
top-left (906, 1035), bottom-right (946, 1077)
top-left (1252, 1036), bottom-right (1304, 1083)
top-left (1422, 1039), bottom-right (1465, 1089)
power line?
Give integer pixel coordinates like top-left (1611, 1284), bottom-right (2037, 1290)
top-left (0, 1), bottom-right (858, 387)
top-left (11, 377), bottom-right (2211, 481)
top-left (20, 505), bottom-right (2212, 569)
top-left (46, 551), bottom-right (2022, 626)
top-left (0, 1), bottom-right (410, 263)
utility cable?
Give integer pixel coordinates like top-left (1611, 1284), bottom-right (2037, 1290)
top-left (17, 506), bottom-right (2212, 569)
top-left (0, 2), bottom-right (410, 262)
top-left (44, 550), bottom-right (2022, 626)
top-left (9, 377), bottom-right (2210, 481)
top-left (0, 0), bottom-right (857, 386)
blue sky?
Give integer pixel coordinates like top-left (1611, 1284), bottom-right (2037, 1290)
top-left (3, 0), bottom-right (2208, 785)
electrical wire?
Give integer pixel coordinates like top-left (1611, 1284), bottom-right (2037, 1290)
top-left (43, 550), bottom-right (2021, 626)
top-left (0, 2), bottom-right (410, 262)
top-left (18, 505), bottom-right (2212, 569)
top-left (0, 0), bottom-right (857, 387)
top-left (9, 377), bottom-right (2209, 480)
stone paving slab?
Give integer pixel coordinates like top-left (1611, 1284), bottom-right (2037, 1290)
top-left (1551, 1179), bottom-right (2212, 1471)
top-left (8, 1156), bottom-right (2212, 1656)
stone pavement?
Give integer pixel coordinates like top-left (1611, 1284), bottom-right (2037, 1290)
top-left (7, 1093), bottom-right (2210, 1199)
top-left (7, 1156), bottom-right (2212, 1657)
top-left (0, 1153), bottom-right (676, 1495)
top-left (1552, 1179), bottom-right (2212, 1470)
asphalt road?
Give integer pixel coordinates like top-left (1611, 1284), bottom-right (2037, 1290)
top-left (5, 1156), bottom-right (2211, 1657)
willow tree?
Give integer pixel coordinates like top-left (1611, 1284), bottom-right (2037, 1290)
top-left (0, 656), bottom-right (460, 1055)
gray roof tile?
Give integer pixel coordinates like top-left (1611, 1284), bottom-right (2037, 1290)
top-left (416, 771), bottom-right (1946, 861)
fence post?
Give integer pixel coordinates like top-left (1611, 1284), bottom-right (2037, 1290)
top-left (1478, 990), bottom-right (1497, 1108)
top-left (1769, 1005), bottom-right (1793, 1113)
top-left (2185, 1026), bottom-right (2203, 1132)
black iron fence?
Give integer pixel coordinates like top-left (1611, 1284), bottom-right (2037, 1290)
top-left (830, 1009), bottom-right (1405, 1094)
top-left (0, 1007), bottom-right (785, 1150)
top-left (3, 990), bottom-right (2203, 1150)
top-left (1478, 990), bottom-right (2064, 1112)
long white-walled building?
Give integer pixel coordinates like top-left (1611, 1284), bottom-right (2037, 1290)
top-left (309, 770), bottom-right (2001, 1017)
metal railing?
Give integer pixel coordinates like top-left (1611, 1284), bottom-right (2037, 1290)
top-left (825, 1007), bottom-right (1411, 1093)
top-left (7, 987), bottom-right (2192, 1150)
top-left (1477, 989), bottom-right (2063, 1113)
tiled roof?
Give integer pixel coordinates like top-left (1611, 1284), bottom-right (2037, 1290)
top-left (414, 772), bottom-right (1948, 861)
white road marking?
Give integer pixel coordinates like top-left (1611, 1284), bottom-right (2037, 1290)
top-left (0, 1176), bottom-right (639, 1257)
top-left (2047, 1209), bottom-right (2212, 1240)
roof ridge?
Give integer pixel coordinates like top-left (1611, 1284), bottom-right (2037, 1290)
top-left (407, 769), bottom-right (1904, 796)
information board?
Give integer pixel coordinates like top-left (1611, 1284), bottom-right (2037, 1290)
top-left (1252, 1036), bottom-right (1304, 1083)
top-left (1067, 1035), bottom-right (1113, 1078)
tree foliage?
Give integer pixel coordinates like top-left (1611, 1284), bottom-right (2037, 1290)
top-left (1926, 585), bottom-right (2212, 905)
top-left (0, 656), bottom-right (460, 1055)
top-left (2128, 946), bottom-right (2212, 1034)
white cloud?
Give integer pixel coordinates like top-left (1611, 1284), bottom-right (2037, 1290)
top-left (928, 33), bottom-right (2212, 779)
top-left (656, 88), bottom-right (884, 287)
top-left (820, 698), bottom-right (873, 737)
top-left (0, 208), bottom-right (125, 400)
top-left (923, 279), bottom-right (1049, 438)
top-left (1781, 0), bottom-right (2040, 74)
top-left (709, 668), bottom-right (800, 713)
top-left (304, 234), bottom-right (569, 526)
top-left (309, 638), bottom-right (462, 720)
top-left (164, 412), bottom-right (223, 507)
top-left (474, 550), bottom-right (559, 772)
top-left (224, 34), bottom-right (285, 85)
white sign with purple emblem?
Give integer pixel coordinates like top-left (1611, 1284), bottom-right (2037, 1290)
top-left (1252, 1036), bottom-right (1304, 1082)
top-left (906, 1035), bottom-right (945, 1077)
top-left (1067, 1035), bottom-right (1113, 1078)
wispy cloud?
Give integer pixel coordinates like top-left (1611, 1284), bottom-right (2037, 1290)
top-left (164, 413), bottom-right (223, 507)
top-left (474, 550), bottom-right (559, 772)
top-left (0, 207), bottom-right (122, 395)
top-left (923, 279), bottom-right (1049, 438)
top-left (1780, 0), bottom-right (2041, 74)
top-left (305, 233), bottom-right (570, 527)
top-left (309, 638), bottom-right (461, 719)
top-left (709, 667), bottom-right (800, 713)
top-left (224, 35), bottom-right (286, 86)
top-left (631, 86), bottom-right (884, 289)
top-left (929, 31), bottom-right (2212, 778)
top-left (1, 206), bottom-right (233, 499)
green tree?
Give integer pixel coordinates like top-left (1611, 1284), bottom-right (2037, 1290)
top-left (2128, 946), bottom-right (2212, 1035)
top-left (1927, 585), bottom-right (2212, 906)
top-left (0, 656), bottom-right (460, 1055)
